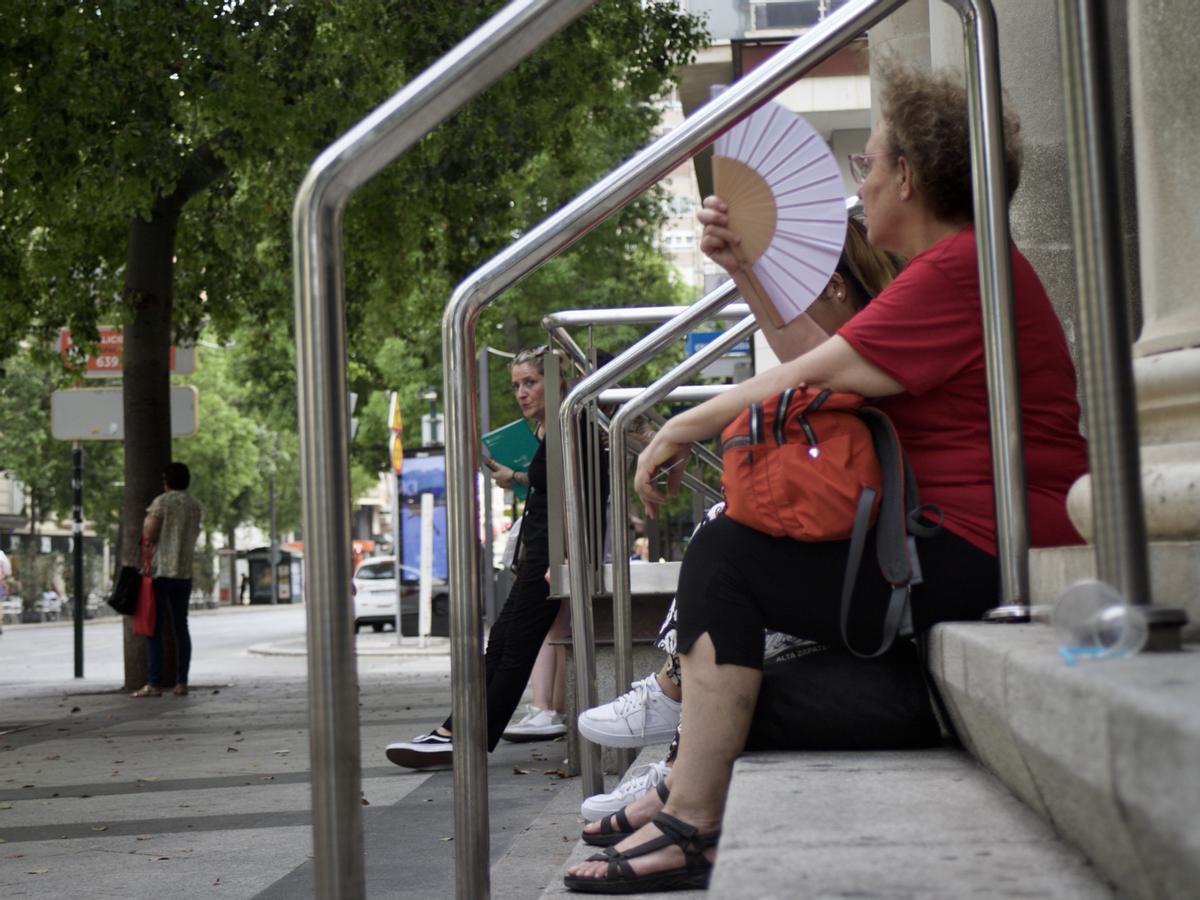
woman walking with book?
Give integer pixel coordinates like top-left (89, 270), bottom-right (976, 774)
top-left (386, 346), bottom-right (593, 766)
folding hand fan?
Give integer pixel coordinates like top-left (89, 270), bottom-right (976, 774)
top-left (712, 101), bottom-right (847, 327)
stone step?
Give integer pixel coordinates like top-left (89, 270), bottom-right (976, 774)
top-left (928, 623), bottom-right (1200, 899)
top-left (533, 746), bottom-right (1112, 898)
top-left (712, 748), bottom-right (1113, 898)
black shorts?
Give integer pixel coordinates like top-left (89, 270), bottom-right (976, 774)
top-left (673, 515), bottom-right (999, 669)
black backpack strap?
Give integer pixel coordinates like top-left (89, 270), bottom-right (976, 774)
top-left (840, 486), bottom-right (911, 658)
top-left (839, 408), bottom-right (936, 659)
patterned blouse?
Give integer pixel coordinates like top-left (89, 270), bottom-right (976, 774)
top-left (147, 490), bottom-right (204, 579)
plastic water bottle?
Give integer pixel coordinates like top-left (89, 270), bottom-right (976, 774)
top-left (1051, 580), bottom-right (1148, 666)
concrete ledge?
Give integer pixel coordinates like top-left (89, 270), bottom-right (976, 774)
top-left (928, 623), bottom-right (1200, 900)
top-left (711, 748), bottom-right (1112, 899)
top-left (1031, 541), bottom-right (1199, 641)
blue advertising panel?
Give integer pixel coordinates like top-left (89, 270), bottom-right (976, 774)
top-left (399, 451), bottom-right (448, 580)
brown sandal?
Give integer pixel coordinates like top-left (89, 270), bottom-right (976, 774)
top-left (172, 684), bottom-right (189, 696)
top-left (131, 685), bottom-right (163, 698)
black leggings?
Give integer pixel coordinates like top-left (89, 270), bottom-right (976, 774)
top-left (443, 565), bottom-right (559, 751)
top-left (674, 516), bottom-right (999, 669)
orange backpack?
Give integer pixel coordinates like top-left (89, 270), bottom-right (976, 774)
top-left (719, 386), bottom-right (940, 657)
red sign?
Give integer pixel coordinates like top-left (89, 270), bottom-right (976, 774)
top-left (58, 328), bottom-right (194, 377)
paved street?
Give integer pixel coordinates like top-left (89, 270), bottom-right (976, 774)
top-left (0, 605), bottom-right (581, 898)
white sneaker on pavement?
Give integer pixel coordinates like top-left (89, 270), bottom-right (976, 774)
top-left (502, 705), bottom-right (567, 742)
top-left (577, 672), bottom-right (681, 748)
top-left (581, 760), bottom-right (671, 822)
top-left (385, 731), bottom-right (453, 769)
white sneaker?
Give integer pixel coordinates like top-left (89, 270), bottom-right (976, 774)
top-left (581, 760), bottom-right (671, 822)
top-left (577, 673), bottom-right (681, 748)
top-left (502, 705), bottom-right (567, 742)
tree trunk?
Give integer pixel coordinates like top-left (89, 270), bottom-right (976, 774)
top-left (119, 207), bottom-right (178, 691)
top-left (117, 142), bottom-right (227, 691)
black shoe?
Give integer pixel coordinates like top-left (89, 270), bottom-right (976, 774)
top-left (386, 731), bottom-right (453, 769)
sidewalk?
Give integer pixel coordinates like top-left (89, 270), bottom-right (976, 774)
top-left (249, 633), bottom-right (453, 658)
top-left (0, 670), bottom-right (577, 898)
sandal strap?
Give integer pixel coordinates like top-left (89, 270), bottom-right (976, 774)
top-left (599, 806), bottom-right (631, 836)
top-left (651, 811), bottom-right (720, 870)
top-left (655, 779), bottom-right (670, 803)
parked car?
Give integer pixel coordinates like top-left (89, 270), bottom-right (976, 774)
top-left (351, 556), bottom-right (449, 636)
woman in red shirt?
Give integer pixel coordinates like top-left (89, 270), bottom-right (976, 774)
top-left (565, 63), bottom-right (1087, 893)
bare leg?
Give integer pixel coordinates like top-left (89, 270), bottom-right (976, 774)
top-left (567, 632), bottom-right (760, 881)
top-left (531, 598), bottom-right (568, 712)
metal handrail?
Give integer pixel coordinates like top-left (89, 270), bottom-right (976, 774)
top-left (444, 0), bottom-right (1023, 826)
top-left (291, 2), bottom-right (597, 897)
top-left (554, 285), bottom-right (746, 792)
top-left (605, 316), bottom-right (759, 761)
top-left (1054, 0), bottom-right (1186, 646)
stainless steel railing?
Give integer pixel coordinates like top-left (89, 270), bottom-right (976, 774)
top-left (603, 317), bottom-right (759, 770)
top-left (291, 3), bottom-right (597, 897)
top-left (295, 0), bottom-right (1058, 895)
top-left (1054, 0), bottom-right (1186, 646)
top-left (443, 0), bottom-right (1023, 870)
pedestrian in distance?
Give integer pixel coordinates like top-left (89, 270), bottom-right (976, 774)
top-left (131, 461), bottom-right (204, 698)
top-left (386, 345), bottom-right (607, 767)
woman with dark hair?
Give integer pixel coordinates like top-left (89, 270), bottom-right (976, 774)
top-left (565, 63), bottom-right (1087, 893)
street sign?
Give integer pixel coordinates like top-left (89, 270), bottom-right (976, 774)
top-left (684, 330), bottom-right (753, 379)
top-left (58, 327), bottom-right (196, 377)
top-left (50, 386), bottom-right (199, 440)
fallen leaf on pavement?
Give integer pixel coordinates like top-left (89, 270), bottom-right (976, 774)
top-left (543, 768), bottom-right (569, 778)
top-left (226, 747), bottom-right (239, 753)
top-left (28, 868), bottom-right (49, 874)
top-left (512, 767), bottom-right (530, 775)
top-left (71, 707), bottom-right (81, 713)
top-left (92, 825), bottom-right (108, 832)
top-left (361, 798), bottom-right (370, 806)
top-left (0, 802), bottom-right (12, 809)
top-left (152, 856), bottom-right (170, 861)
top-left (439, 837), bottom-right (453, 842)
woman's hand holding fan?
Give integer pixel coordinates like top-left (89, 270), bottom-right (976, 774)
top-left (708, 102), bottom-right (847, 327)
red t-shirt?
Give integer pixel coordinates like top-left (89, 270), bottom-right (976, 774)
top-left (838, 226), bottom-right (1088, 555)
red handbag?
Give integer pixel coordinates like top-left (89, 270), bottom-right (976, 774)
top-left (132, 545), bottom-right (156, 637)
top-left (719, 386), bottom-right (882, 541)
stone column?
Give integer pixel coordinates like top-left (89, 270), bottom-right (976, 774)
top-left (929, 1), bottom-right (1081, 362)
top-left (1062, 0), bottom-right (1199, 630)
top-left (1107, 0), bottom-right (1200, 543)
top-left (867, 1), bottom-right (932, 109)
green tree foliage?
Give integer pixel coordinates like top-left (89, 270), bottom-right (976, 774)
top-left (1, 1), bottom-right (708, 563)
top-left (0, 351), bottom-right (124, 536)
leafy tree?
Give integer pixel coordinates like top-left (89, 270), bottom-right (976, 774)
top-left (0, 350), bottom-right (125, 537)
top-left (2, 1), bottom-right (706, 682)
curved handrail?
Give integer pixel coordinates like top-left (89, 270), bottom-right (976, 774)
top-left (431, 0), bottom-right (1026, 888)
top-left (605, 317), bottom-right (759, 736)
top-left (291, 2), bottom-right (598, 897)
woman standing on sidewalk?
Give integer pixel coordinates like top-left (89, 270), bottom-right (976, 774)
top-left (386, 345), bottom-right (594, 767)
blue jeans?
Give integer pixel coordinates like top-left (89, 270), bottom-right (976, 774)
top-left (147, 577), bottom-right (192, 687)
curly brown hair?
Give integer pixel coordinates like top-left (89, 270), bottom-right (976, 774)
top-left (877, 61), bottom-right (1023, 222)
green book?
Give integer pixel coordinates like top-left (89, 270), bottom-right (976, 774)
top-left (482, 419), bottom-right (539, 499)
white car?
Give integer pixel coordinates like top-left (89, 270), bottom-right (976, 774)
top-left (352, 556), bottom-right (449, 635)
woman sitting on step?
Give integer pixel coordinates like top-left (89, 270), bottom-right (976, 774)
top-left (564, 61), bottom-right (1088, 894)
top-left (575, 213), bottom-right (902, 828)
